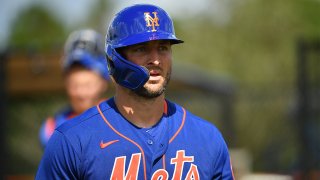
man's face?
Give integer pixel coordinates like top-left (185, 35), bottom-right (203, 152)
top-left (120, 40), bottom-right (172, 98)
top-left (65, 67), bottom-right (107, 114)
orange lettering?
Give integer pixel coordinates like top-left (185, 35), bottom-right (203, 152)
top-left (111, 153), bottom-right (141, 180)
top-left (185, 164), bottom-right (199, 180)
top-left (170, 150), bottom-right (194, 180)
top-left (151, 169), bottom-right (169, 180)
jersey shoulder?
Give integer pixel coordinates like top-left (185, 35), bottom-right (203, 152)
top-left (167, 100), bottom-right (230, 160)
top-left (167, 100), bottom-right (221, 134)
top-left (56, 99), bottom-right (113, 135)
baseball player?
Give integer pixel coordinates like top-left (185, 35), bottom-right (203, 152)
top-left (38, 29), bottom-right (110, 147)
top-left (36, 4), bottom-right (234, 179)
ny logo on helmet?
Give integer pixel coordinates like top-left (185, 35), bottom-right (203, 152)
top-left (144, 12), bottom-right (159, 32)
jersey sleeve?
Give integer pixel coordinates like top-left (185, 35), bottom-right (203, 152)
top-left (222, 155), bottom-right (235, 180)
top-left (212, 131), bottom-right (235, 180)
top-left (35, 130), bottom-right (81, 180)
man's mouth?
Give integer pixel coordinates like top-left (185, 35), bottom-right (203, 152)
top-left (148, 68), bottom-right (162, 77)
top-left (149, 70), bottom-right (160, 76)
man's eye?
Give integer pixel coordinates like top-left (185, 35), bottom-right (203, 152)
top-left (134, 47), bottom-right (145, 52)
top-left (159, 46), bottom-right (169, 51)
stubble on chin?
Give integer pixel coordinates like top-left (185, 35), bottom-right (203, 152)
top-left (133, 70), bottom-right (171, 99)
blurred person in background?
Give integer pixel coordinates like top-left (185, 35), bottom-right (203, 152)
top-left (39, 29), bottom-right (110, 147)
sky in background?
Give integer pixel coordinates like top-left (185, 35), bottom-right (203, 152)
top-left (0, 0), bottom-right (231, 51)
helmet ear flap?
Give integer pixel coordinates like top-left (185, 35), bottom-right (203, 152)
top-left (105, 46), bottom-right (149, 90)
top-left (105, 45), bottom-right (115, 75)
top-left (106, 55), bottom-right (115, 75)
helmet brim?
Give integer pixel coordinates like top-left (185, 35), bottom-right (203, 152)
top-left (110, 31), bottom-right (183, 48)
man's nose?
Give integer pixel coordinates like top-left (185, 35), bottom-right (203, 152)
top-left (148, 49), bottom-right (160, 65)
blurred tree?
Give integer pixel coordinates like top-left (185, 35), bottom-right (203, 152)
top-left (6, 4), bottom-right (67, 176)
top-left (84, 0), bottom-right (113, 32)
top-left (9, 4), bottom-right (66, 50)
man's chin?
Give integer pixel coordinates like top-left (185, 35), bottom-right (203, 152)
top-left (133, 71), bottom-right (170, 99)
top-left (145, 82), bottom-right (162, 90)
top-left (133, 85), bottom-right (165, 99)
top-left (146, 77), bottom-right (163, 85)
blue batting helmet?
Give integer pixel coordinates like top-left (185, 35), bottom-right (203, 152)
top-left (63, 29), bottom-right (109, 80)
top-left (105, 4), bottom-right (183, 90)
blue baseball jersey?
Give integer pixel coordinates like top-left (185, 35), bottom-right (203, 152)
top-left (36, 98), bottom-right (234, 179)
top-left (39, 106), bottom-right (77, 147)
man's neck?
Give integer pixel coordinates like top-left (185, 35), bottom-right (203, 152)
top-left (114, 87), bottom-right (165, 128)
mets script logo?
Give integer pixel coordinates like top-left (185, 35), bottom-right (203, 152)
top-left (144, 12), bottom-right (159, 32)
top-left (110, 150), bottom-right (199, 179)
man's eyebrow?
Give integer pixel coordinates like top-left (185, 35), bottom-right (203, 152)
top-left (129, 40), bottom-right (171, 47)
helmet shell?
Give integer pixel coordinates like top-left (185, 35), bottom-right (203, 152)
top-left (63, 49), bottom-right (109, 80)
top-left (106, 4), bottom-right (183, 49)
top-left (63, 29), bottom-right (109, 80)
